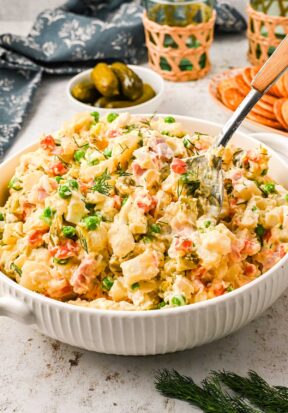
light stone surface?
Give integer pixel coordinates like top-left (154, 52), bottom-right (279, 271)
top-left (0, 16), bottom-right (288, 413)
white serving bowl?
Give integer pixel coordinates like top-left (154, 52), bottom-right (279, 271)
top-left (66, 65), bottom-right (165, 114)
top-left (0, 116), bottom-right (287, 355)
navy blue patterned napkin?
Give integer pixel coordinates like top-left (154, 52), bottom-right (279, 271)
top-left (0, 0), bottom-right (146, 160)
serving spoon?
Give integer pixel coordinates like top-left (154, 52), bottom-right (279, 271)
top-left (186, 35), bottom-right (288, 218)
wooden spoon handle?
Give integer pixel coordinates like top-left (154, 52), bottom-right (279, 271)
top-left (251, 35), bottom-right (288, 93)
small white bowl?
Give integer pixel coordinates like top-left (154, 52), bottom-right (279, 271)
top-left (66, 65), bottom-right (165, 114)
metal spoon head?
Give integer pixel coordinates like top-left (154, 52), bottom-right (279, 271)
top-left (185, 154), bottom-right (223, 219)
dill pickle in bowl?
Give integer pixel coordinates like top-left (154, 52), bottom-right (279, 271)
top-left (111, 62), bottom-right (143, 100)
top-left (67, 63), bottom-right (164, 112)
top-left (97, 84), bottom-right (156, 109)
top-left (71, 80), bottom-right (100, 104)
top-left (91, 62), bottom-right (120, 97)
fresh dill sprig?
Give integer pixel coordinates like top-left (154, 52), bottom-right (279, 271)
top-left (155, 369), bottom-right (259, 413)
top-left (115, 164), bottom-right (132, 177)
top-left (92, 169), bottom-right (111, 195)
top-left (216, 370), bottom-right (288, 413)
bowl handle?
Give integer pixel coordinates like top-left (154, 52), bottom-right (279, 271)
top-left (0, 296), bottom-right (35, 325)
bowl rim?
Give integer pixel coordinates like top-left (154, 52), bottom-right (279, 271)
top-left (66, 65), bottom-right (165, 112)
top-left (1, 114), bottom-right (288, 317)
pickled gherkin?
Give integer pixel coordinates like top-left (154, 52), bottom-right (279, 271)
top-left (71, 62), bottom-right (156, 108)
top-left (91, 63), bottom-right (120, 97)
top-left (96, 84), bottom-right (156, 108)
top-left (71, 80), bottom-right (99, 103)
top-left (111, 62), bottom-right (143, 101)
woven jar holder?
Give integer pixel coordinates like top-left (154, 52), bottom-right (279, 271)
top-left (247, 4), bottom-right (288, 66)
top-left (143, 10), bottom-right (216, 82)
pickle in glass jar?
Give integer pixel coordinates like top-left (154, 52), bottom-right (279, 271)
top-left (111, 62), bottom-right (143, 101)
top-left (91, 63), bottom-right (120, 97)
top-left (71, 80), bottom-right (100, 104)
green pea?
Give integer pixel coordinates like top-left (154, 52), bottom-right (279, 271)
top-left (55, 176), bottom-right (63, 183)
top-left (103, 148), bottom-right (112, 158)
top-left (150, 224), bottom-right (161, 233)
top-left (62, 226), bottom-right (76, 239)
top-left (164, 116), bottom-right (175, 123)
top-left (68, 179), bottom-right (79, 190)
top-left (158, 301), bottom-right (166, 309)
top-left (204, 220), bottom-right (211, 228)
top-left (171, 295), bottom-right (186, 306)
top-left (261, 183), bottom-right (276, 195)
top-left (8, 177), bottom-right (22, 191)
top-left (74, 149), bottom-right (85, 162)
top-left (91, 111), bottom-right (100, 123)
top-left (82, 214), bottom-right (101, 231)
top-left (102, 277), bottom-right (114, 291)
top-left (107, 112), bottom-right (119, 123)
top-left (285, 194), bottom-right (288, 202)
top-left (131, 282), bottom-right (140, 290)
top-left (40, 206), bottom-right (55, 225)
top-left (58, 184), bottom-right (72, 199)
top-left (53, 258), bottom-right (70, 265)
top-left (0, 213), bottom-right (4, 221)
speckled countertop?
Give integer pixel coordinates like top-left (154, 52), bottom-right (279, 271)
top-left (1, 18), bottom-right (288, 413)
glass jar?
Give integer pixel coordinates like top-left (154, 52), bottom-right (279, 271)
top-left (143, 0), bottom-right (215, 27)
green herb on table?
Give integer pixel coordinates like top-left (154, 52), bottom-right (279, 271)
top-left (155, 369), bottom-right (288, 413)
top-left (216, 370), bottom-right (288, 412)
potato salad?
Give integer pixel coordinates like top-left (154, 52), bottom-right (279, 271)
top-left (0, 113), bottom-right (287, 310)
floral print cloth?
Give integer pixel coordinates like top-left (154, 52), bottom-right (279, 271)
top-left (0, 0), bottom-right (146, 160)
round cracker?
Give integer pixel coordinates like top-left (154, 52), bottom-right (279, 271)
top-left (274, 99), bottom-right (288, 130)
top-left (251, 105), bottom-right (276, 120)
top-left (234, 73), bottom-right (250, 95)
top-left (247, 111), bottom-right (282, 129)
top-left (242, 67), bottom-right (252, 87)
top-left (251, 66), bottom-right (260, 78)
top-left (260, 94), bottom-right (277, 106)
top-left (221, 88), bottom-right (244, 111)
top-left (275, 75), bottom-right (288, 98)
top-left (257, 99), bottom-right (274, 113)
top-left (281, 99), bottom-right (288, 127)
top-left (269, 81), bottom-right (283, 98)
top-left (217, 77), bottom-right (237, 100)
top-left (283, 72), bottom-right (288, 96)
